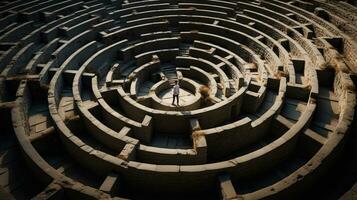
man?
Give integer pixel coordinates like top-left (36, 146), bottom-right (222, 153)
top-left (172, 80), bottom-right (180, 106)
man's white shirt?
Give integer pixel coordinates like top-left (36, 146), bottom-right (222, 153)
top-left (173, 84), bottom-right (180, 95)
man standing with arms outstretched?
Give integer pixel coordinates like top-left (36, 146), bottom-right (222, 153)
top-left (172, 80), bottom-right (180, 106)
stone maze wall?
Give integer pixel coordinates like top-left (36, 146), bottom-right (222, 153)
top-left (0, 0), bottom-right (357, 199)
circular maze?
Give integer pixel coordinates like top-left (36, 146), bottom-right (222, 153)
top-left (0, 0), bottom-right (357, 199)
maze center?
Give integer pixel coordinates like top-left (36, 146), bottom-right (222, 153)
top-left (0, 0), bottom-right (357, 200)
top-left (159, 87), bottom-right (195, 106)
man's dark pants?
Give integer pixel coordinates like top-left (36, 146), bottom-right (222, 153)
top-left (172, 94), bottom-right (179, 105)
